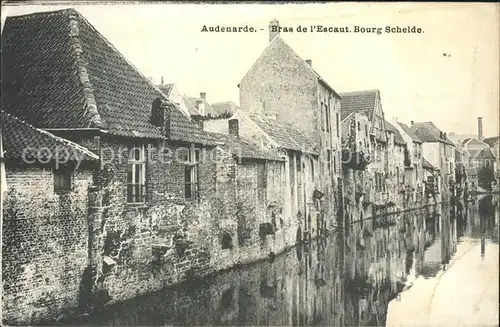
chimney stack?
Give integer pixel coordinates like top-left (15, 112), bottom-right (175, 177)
top-left (195, 99), bottom-right (205, 116)
top-left (269, 19), bottom-right (280, 42)
top-left (200, 92), bottom-right (206, 100)
top-left (305, 59), bottom-right (312, 67)
top-left (411, 120), bottom-right (414, 125)
top-left (228, 118), bottom-right (239, 138)
top-left (477, 117), bottom-right (483, 141)
top-left (151, 98), bottom-right (170, 138)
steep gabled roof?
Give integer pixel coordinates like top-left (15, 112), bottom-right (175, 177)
top-left (1, 110), bottom-right (98, 163)
top-left (422, 157), bottom-right (437, 171)
top-left (409, 122), bottom-right (454, 146)
top-left (238, 34), bottom-right (340, 98)
top-left (462, 137), bottom-right (488, 147)
top-left (249, 115), bottom-right (319, 155)
top-left (339, 90), bottom-right (378, 122)
top-left (468, 148), bottom-right (496, 160)
top-left (483, 136), bottom-right (500, 147)
top-left (206, 132), bottom-right (284, 162)
top-left (385, 120), bottom-right (406, 146)
top-left (158, 83), bottom-right (175, 97)
top-left (211, 101), bottom-right (240, 116)
top-left (183, 96), bottom-right (219, 117)
top-left (397, 122), bottom-right (422, 143)
top-left (2, 9), bottom-right (215, 145)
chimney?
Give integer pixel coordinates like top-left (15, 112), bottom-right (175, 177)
top-left (411, 120), bottom-right (414, 125)
top-left (151, 98), bottom-right (171, 138)
top-left (269, 19), bottom-right (280, 42)
top-left (477, 117), bottom-right (483, 141)
top-left (228, 118), bottom-right (239, 138)
top-left (161, 76), bottom-right (164, 84)
top-left (196, 99), bottom-right (205, 116)
top-left (200, 92), bottom-right (206, 100)
top-left (305, 59), bottom-right (312, 67)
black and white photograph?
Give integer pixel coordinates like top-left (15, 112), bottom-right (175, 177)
top-left (1, 1), bottom-right (499, 326)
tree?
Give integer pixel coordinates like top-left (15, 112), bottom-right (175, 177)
top-left (477, 165), bottom-right (495, 191)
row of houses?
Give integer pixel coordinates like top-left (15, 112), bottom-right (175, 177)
top-left (1, 10), bottom-right (497, 325)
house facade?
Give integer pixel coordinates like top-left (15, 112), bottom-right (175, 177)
top-left (1, 110), bottom-right (100, 324)
top-left (393, 120), bottom-right (425, 202)
top-left (339, 90), bottom-right (389, 225)
top-left (238, 19), bottom-right (342, 232)
top-left (409, 122), bottom-right (456, 202)
top-left (384, 120), bottom-right (408, 209)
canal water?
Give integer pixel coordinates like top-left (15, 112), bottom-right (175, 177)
top-left (56, 196), bottom-right (499, 326)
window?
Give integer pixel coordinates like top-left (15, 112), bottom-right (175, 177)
top-left (310, 157), bottom-right (315, 179)
top-left (336, 113), bottom-right (340, 137)
top-left (333, 151), bottom-right (337, 173)
top-left (485, 160), bottom-right (490, 167)
top-left (184, 148), bottom-right (200, 200)
top-left (357, 122), bottom-right (361, 132)
top-left (396, 167), bottom-right (400, 184)
top-left (325, 104), bottom-right (330, 132)
top-left (327, 150), bottom-right (332, 175)
top-left (321, 101), bottom-right (325, 131)
top-left (127, 144), bottom-right (146, 203)
top-left (257, 163), bottom-right (266, 189)
top-left (54, 169), bottom-right (73, 192)
top-left (365, 125), bottom-right (368, 137)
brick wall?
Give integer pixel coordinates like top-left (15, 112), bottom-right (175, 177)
top-left (2, 167), bottom-right (93, 324)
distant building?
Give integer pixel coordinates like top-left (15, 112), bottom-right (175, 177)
top-left (409, 121), bottom-right (456, 200)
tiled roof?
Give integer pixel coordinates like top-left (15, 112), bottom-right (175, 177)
top-left (468, 148), bottom-right (496, 160)
top-left (2, 9), bottom-right (215, 145)
top-left (385, 120), bottom-right (406, 146)
top-left (249, 115), bottom-right (319, 154)
top-left (339, 90), bottom-right (378, 122)
top-left (184, 96), bottom-right (218, 117)
top-left (462, 138), bottom-right (487, 147)
top-left (422, 157), bottom-right (437, 170)
top-left (207, 132), bottom-right (284, 162)
top-left (397, 122), bottom-right (422, 143)
top-left (158, 83), bottom-right (174, 96)
top-left (211, 101), bottom-right (240, 116)
top-left (1, 110), bottom-right (99, 163)
top-left (483, 136), bottom-right (500, 147)
top-left (408, 122), bottom-right (455, 146)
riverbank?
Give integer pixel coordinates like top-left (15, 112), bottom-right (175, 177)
top-left (386, 237), bottom-right (499, 326)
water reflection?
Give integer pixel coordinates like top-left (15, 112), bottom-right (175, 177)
top-left (56, 196), bottom-right (498, 326)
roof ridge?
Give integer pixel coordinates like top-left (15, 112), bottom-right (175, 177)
top-left (5, 8), bottom-right (76, 20)
top-left (339, 89), bottom-right (380, 95)
top-left (74, 12), bottom-right (177, 108)
top-left (68, 12), bottom-right (106, 129)
top-left (1, 110), bottom-right (99, 159)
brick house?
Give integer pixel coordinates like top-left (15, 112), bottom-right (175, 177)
top-left (393, 120), bottom-right (425, 202)
top-left (384, 120), bottom-right (408, 208)
top-left (1, 110), bottom-right (99, 324)
top-left (409, 122), bottom-right (456, 201)
top-left (226, 109), bottom-right (329, 241)
top-left (1, 9), bottom-right (301, 324)
top-left (238, 19), bottom-right (343, 233)
top-left (339, 89), bottom-right (389, 220)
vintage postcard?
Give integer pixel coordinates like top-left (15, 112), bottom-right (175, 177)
top-left (1, 1), bottom-right (499, 326)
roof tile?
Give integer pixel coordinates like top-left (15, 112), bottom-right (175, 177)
top-left (1, 110), bottom-right (98, 163)
top-left (2, 9), bottom-right (216, 145)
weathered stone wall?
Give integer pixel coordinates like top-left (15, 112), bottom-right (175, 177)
top-left (2, 167), bottom-right (93, 324)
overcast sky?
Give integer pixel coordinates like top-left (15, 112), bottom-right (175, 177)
top-left (2, 2), bottom-right (499, 137)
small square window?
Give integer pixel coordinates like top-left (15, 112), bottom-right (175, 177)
top-left (54, 169), bottom-right (73, 192)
